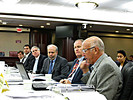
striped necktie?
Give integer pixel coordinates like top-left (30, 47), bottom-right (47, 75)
top-left (68, 60), bottom-right (79, 78)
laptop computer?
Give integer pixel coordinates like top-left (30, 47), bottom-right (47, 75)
top-left (16, 62), bottom-right (30, 80)
top-left (16, 62), bottom-right (48, 90)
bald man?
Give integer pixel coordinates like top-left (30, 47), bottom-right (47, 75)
top-left (80, 36), bottom-right (122, 100)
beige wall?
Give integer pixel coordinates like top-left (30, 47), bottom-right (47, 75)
top-left (0, 32), bottom-right (29, 56)
top-left (101, 37), bottom-right (133, 61)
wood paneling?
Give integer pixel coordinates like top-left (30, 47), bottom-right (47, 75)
top-left (30, 28), bottom-right (53, 55)
top-left (62, 37), bottom-right (76, 61)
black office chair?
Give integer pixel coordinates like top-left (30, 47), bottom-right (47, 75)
top-left (119, 61), bottom-right (133, 100)
top-left (9, 51), bottom-right (18, 57)
top-left (68, 61), bottom-right (74, 70)
top-left (0, 52), bottom-right (5, 57)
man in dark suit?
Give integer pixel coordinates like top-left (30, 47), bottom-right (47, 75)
top-left (40, 44), bottom-right (69, 82)
top-left (23, 44), bottom-right (34, 71)
top-left (80, 36), bottom-right (122, 100)
top-left (119, 61), bottom-right (133, 100)
top-left (60, 39), bottom-right (84, 84)
top-left (17, 51), bottom-right (24, 63)
top-left (30, 46), bottom-right (47, 74)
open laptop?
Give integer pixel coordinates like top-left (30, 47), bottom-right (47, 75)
top-left (16, 62), bottom-right (49, 90)
top-left (16, 62), bottom-right (30, 80)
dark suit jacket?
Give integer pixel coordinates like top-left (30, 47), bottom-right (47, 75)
top-left (30, 54), bottom-right (47, 74)
top-left (23, 52), bottom-right (34, 71)
top-left (115, 60), bottom-right (128, 71)
top-left (68, 58), bottom-right (83, 84)
top-left (119, 61), bottom-right (133, 100)
top-left (40, 55), bottom-right (69, 82)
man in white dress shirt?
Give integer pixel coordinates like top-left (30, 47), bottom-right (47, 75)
top-left (30, 46), bottom-right (46, 74)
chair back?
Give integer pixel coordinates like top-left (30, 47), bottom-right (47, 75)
top-left (119, 61), bottom-right (133, 100)
top-left (0, 52), bottom-right (5, 57)
top-left (9, 51), bottom-right (18, 57)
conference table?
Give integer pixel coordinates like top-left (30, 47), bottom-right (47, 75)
top-left (1, 66), bottom-right (107, 100)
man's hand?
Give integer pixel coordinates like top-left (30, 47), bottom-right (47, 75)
top-left (80, 60), bottom-right (90, 74)
top-left (59, 79), bottom-right (71, 84)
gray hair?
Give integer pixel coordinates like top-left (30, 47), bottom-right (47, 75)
top-left (90, 36), bottom-right (104, 51)
top-left (31, 46), bottom-right (40, 51)
top-left (74, 39), bottom-right (84, 43)
top-left (47, 44), bottom-right (58, 51)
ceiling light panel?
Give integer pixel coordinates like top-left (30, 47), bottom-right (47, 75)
top-left (2, 0), bottom-right (20, 4)
top-left (121, 1), bottom-right (133, 11)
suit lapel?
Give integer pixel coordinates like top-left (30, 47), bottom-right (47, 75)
top-left (37, 55), bottom-right (41, 71)
top-left (46, 59), bottom-right (50, 72)
top-left (72, 67), bottom-right (81, 81)
top-left (88, 54), bottom-right (108, 83)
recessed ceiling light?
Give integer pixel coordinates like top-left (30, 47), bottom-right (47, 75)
top-left (46, 23), bottom-right (50, 25)
top-left (2, 22), bottom-right (7, 25)
top-left (75, 2), bottom-right (99, 10)
top-left (19, 24), bottom-right (23, 26)
top-left (126, 29), bottom-right (130, 31)
top-left (115, 31), bottom-right (119, 33)
top-left (2, 0), bottom-right (20, 4)
top-left (89, 25), bottom-right (92, 28)
top-left (40, 26), bottom-right (44, 28)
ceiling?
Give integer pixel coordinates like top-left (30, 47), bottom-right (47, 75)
top-left (0, 0), bottom-right (133, 35)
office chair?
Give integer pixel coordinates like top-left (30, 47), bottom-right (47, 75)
top-left (119, 61), bottom-right (133, 100)
top-left (9, 51), bottom-right (18, 57)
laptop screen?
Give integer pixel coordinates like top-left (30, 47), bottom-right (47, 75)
top-left (16, 62), bottom-right (30, 80)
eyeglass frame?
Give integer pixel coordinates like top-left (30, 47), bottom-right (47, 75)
top-left (82, 46), bottom-right (95, 53)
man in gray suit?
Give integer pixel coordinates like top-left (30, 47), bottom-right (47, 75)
top-left (41, 44), bottom-right (69, 82)
top-left (80, 36), bottom-right (122, 100)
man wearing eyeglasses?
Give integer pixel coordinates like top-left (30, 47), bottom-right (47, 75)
top-left (80, 36), bottom-right (122, 100)
top-left (40, 44), bottom-right (69, 82)
top-left (30, 46), bottom-right (47, 74)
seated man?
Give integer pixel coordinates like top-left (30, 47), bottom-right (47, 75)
top-left (60, 39), bottom-right (84, 84)
top-left (17, 51), bottom-right (24, 63)
top-left (30, 46), bottom-right (47, 74)
top-left (40, 44), bottom-right (69, 82)
top-left (80, 36), bottom-right (122, 100)
top-left (23, 44), bottom-right (34, 71)
top-left (129, 55), bottom-right (133, 61)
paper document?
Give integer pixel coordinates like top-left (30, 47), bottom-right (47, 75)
top-left (48, 84), bottom-right (95, 92)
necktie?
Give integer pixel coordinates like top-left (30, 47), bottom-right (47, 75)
top-left (21, 57), bottom-right (25, 63)
top-left (22, 56), bottom-right (26, 63)
top-left (68, 60), bottom-right (79, 78)
top-left (33, 59), bottom-right (39, 74)
top-left (48, 60), bottom-right (53, 74)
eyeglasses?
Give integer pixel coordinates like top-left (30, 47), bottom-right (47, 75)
top-left (32, 50), bottom-right (38, 52)
top-left (82, 46), bottom-right (95, 53)
top-left (48, 52), bottom-right (55, 54)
